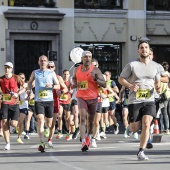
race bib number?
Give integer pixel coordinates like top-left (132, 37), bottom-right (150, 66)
top-left (3, 94), bottom-right (12, 102)
top-left (78, 81), bottom-right (88, 90)
top-left (38, 90), bottom-right (49, 98)
top-left (29, 99), bottom-right (35, 105)
top-left (60, 94), bottom-right (68, 101)
top-left (136, 89), bottom-right (150, 99)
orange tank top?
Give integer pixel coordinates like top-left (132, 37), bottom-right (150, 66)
top-left (76, 65), bottom-right (98, 100)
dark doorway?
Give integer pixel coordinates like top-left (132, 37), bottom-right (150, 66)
top-left (14, 40), bottom-right (51, 80)
top-left (151, 45), bottom-right (170, 71)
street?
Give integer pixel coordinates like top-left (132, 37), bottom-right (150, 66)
top-left (0, 132), bottom-right (170, 170)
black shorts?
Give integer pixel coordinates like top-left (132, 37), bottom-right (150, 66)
top-left (1, 103), bottom-right (20, 121)
top-left (102, 107), bottom-right (109, 113)
top-left (35, 101), bottom-right (54, 118)
top-left (20, 108), bottom-right (28, 115)
top-left (128, 102), bottom-right (156, 123)
top-left (28, 105), bottom-right (36, 114)
top-left (60, 103), bottom-right (71, 112)
top-left (96, 102), bottom-right (102, 113)
top-left (71, 99), bottom-right (78, 115)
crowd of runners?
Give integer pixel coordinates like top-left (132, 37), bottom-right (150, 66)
top-left (0, 41), bottom-right (170, 161)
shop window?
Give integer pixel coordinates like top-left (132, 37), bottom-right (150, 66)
top-left (147, 0), bottom-right (170, 11)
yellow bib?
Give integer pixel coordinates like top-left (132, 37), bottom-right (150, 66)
top-left (78, 81), bottom-right (88, 90)
top-left (136, 89), bottom-right (150, 99)
top-left (38, 90), bottom-right (49, 98)
top-left (60, 94), bottom-right (68, 101)
top-left (29, 99), bottom-right (35, 105)
top-left (3, 94), bottom-right (12, 102)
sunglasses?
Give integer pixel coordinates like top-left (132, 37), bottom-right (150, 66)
top-left (48, 66), bottom-right (55, 68)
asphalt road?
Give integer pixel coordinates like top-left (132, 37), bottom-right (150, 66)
top-left (0, 132), bottom-right (170, 170)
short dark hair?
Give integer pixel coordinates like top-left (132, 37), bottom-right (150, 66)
top-left (63, 69), bottom-right (69, 74)
top-left (138, 41), bottom-right (150, 49)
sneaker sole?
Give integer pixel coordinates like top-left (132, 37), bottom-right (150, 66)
top-left (38, 146), bottom-right (45, 152)
top-left (81, 145), bottom-right (88, 152)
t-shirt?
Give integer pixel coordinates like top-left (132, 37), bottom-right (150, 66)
top-left (120, 59), bottom-right (160, 104)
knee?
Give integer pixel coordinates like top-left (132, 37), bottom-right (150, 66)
top-left (10, 121), bottom-right (18, 128)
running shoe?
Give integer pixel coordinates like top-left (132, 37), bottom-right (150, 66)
top-left (44, 129), bottom-right (49, 138)
top-left (99, 131), bottom-right (107, 139)
top-left (124, 129), bottom-right (130, 138)
top-left (72, 129), bottom-right (80, 139)
top-left (85, 135), bottom-right (91, 147)
top-left (38, 142), bottom-right (45, 152)
top-left (146, 139), bottom-right (153, 149)
top-left (137, 151), bottom-right (149, 160)
top-left (65, 133), bottom-right (72, 141)
top-left (24, 134), bottom-right (30, 140)
top-left (114, 123), bottom-right (119, 135)
top-left (22, 131), bottom-right (26, 136)
top-left (81, 141), bottom-right (88, 152)
top-left (17, 138), bottom-right (24, 144)
top-left (56, 132), bottom-right (63, 139)
top-left (91, 138), bottom-right (97, 148)
top-left (4, 143), bottom-right (10, 150)
top-left (95, 134), bottom-right (101, 141)
top-left (46, 141), bottom-right (53, 148)
top-left (133, 132), bottom-right (138, 139)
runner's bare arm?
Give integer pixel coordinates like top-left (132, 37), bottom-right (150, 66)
top-left (92, 67), bottom-right (106, 88)
top-left (52, 72), bottom-right (60, 90)
top-left (72, 67), bottom-right (78, 88)
top-left (58, 75), bottom-right (68, 93)
top-left (27, 71), bottom-right (35, 91)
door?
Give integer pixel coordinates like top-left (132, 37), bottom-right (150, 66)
top-left (14, 40), bottom-right (51, 80)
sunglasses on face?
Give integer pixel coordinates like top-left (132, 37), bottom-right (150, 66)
top-left (48, 66), bottom-right (55, 68)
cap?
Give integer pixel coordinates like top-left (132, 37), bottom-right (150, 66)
top-left (48, 61), bottom-right (55, 66)
top-left (82, 51), bottom-right (92, 57)
top-left (4, 62), bottom-right (13, 68)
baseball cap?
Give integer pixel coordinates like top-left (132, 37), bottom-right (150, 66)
top-left (48, 61), bottom-right (55, 66)
top-left (4, 62), bottom-right (13, 68)
top-left (82, 51), bottom-right (92, 57)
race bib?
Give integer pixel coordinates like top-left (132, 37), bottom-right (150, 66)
top-left (38, 90), bottom-right (49, 99)
top-left (136, 89), bottom-right (151, 99)
top-left (60, 94), bottom-right (68, 101)
top-left (3, 94), bottom-right (12, 102)
top-left (78, 81), bottom-right (88, 90)
top-left (29, 99), bottom-right (35, 105)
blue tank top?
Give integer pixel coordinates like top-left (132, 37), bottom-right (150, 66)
top-left (34, 69), bottom-right (54, 102)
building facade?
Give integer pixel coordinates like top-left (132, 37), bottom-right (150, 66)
top-left (0, 0), bottom-right (170, 82)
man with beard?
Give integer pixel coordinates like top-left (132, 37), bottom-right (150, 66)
top-left (118, 41), bottom-right (161, 160)
top-left (72, 50), bottom-right (106, 152)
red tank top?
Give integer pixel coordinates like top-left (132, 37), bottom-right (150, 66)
top-left (0, 75), bottom-right (20, 105)
top-left (76, 65), bottom-right (98, 100)
top-left (59, 80), bottom-right (71, 104)
top-left (53, 74), bottom-right (60, 105)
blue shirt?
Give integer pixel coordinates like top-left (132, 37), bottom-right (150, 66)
top-left (34, 69), bottom-right (54, 102)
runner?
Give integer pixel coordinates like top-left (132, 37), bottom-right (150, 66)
top-left (56, 69), bottom-right (72, 141)
top-left (46, 61), bottom-right (68, 148)
top-left (104, 71), bottom-right (119, 134)
top-left (118, 41), bottom-right (161, 160)
top-left (0, 62), bottom-right (24, 150)
top-left (17, 73), bottom-right (32, 143)
top-left (27, 55), bottom-right (60, 152)
top-left (72, 50), bottom-right (106, 152)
